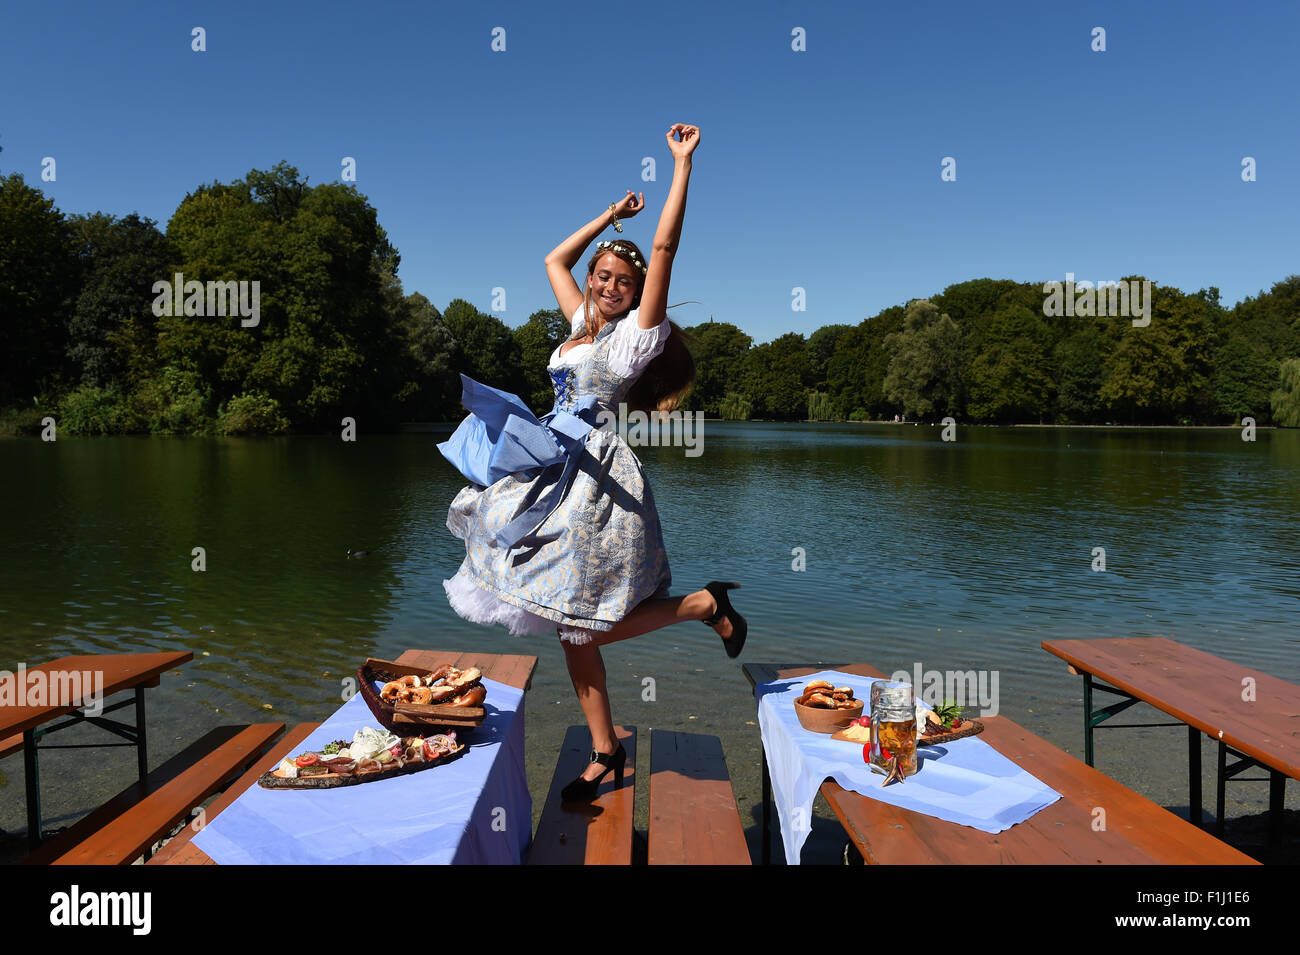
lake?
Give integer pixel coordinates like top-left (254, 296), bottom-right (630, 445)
top-left (2, 422), bottom-right (1297, 859)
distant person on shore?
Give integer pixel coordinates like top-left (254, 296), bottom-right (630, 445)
top-left (438, 124), bottom-right (747, 803)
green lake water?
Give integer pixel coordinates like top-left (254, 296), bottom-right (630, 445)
top-left (2, 423), bottom-right (1297, 860)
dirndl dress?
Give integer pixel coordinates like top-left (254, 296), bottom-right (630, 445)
top-left (440, 304), bottom-right (673, 645)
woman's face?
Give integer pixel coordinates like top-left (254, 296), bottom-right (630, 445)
top-left (588, 253), bottom-right (640, 319)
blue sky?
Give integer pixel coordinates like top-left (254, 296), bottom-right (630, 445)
top-left (3, 0), bottom-right (1297, 343)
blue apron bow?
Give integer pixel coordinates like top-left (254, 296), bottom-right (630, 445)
top-left (438, 374), bottom-right (604, 551)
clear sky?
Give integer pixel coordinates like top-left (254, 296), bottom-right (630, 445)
top-left (3, 0), bottom-right (1297, 343)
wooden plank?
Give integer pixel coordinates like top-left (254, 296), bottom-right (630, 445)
top-left (22, 723), bottom-right (283, 865)
top-left (0, 733), bottom-right (21, 760)
top-left (821, 715), bottom-right (1258, 864)
top-left (648, 731), bottom-right (750, 865)
top-left (1043, 637), bottom-right (1300, 779)
top-left (0, 651), bottom-right (193, 739)
top-left (150, 722), bottom-right (321, 865)
top-left (528, 725), bottom-right (636, 865)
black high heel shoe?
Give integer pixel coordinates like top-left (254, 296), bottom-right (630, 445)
top-left (560, 742), bottom-right (627, 803)
top-left (701, 580), bottom-right (747, 658)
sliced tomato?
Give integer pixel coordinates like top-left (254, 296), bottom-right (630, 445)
top-left (294, 752), bottom-right (320, 767)
top-left (422, 737), bottom-right (441, 761)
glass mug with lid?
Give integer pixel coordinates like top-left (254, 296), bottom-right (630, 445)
top-left (868, 680), bottom-right (917, 778)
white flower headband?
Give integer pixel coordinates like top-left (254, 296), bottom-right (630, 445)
top-left (595, 240), bottom-right (647, 274)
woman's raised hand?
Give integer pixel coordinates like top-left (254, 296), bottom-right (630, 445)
top-left (611, 190), bottom-right (644, 218)
top-left (667, 124), bottom-right (700, 159)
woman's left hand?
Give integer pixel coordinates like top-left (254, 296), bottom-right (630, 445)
top-left (667, 124), bottom-right (700, 159)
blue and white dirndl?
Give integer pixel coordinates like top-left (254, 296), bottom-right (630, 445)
top-left (439, 306), bottom-right (673, 645)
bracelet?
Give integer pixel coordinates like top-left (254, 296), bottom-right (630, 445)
top-left (608, 202), bottom-right (623, 233)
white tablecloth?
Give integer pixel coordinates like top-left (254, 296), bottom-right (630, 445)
top-left (191, 676), bottom-right (531, 864)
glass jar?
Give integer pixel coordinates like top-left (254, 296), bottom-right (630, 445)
top-left (869, 681), bottom-right (917, 777)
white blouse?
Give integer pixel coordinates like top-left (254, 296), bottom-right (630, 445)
top-left (549, 302), bottom-right (671, 379)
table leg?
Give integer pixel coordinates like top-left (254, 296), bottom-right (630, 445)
top-left (23, 729), bottom-right (42, 850)
top-left (761, 745), bottom-right (771, 866)
top-left (1215, 741), bottom-right (1227, 839)
top-left (1269, 771), bottom-right (1284, 845)
top-left (1082, 673), bottom-right (1093, 766)
top-left (1188, 725), bottom-right (1201, 828)
top-left (134, 686), bottom-right (149, 782)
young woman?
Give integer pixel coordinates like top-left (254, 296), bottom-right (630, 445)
top-left (441, 124), bottom-right (746, 802)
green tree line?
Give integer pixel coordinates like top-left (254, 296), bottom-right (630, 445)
top-left (2, 164), bottom-right (1298, 434)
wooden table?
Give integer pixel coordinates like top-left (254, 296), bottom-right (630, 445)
top-left (0, 651), bottom-right (193, 849)
top-left (1043, 636), bottom-right (1299, 841)
top-left (744, 662), bottom-right (1257, 864)
top-left (151, 649), bottom-right (537, 864)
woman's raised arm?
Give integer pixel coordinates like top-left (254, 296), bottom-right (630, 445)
top-left (636, 124), bottom-right (699, 330)
top-left (545, 192), bottom-right (644, 321)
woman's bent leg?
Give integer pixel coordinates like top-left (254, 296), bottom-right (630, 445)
top-left (583, 590), bottom-right (726, 647)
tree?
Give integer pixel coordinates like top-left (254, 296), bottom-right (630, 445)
top-left (1271, 358), bottom-right (1300, 427)
top-left (718, 392), bottom-right (752, 420)
top-left (682, 321), bottom-right (751, 415)
top-left (739, 333), bottom-right (814, 418)
top-left (66, 212), bottom-right (174, 389)
top-left (882, 300), bottom-right (963, 419)
top-left (0, 174), bottom-right (77, 408)
top-left (964, 305), bottom-right (1054, 423)
top-left (1054, 324), bottom-right (1106, 422)
top-left (1098, 283), bottom-right (1214, 423)
top-left (443, 299), bottom-right (524, 395)
top-left (1213, 334), bottom-right (1272, 422)
top-left (513, 308), bottom-right (568, 413)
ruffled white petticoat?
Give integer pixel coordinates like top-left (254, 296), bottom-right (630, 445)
top-left (443, 566), bottom-right (598, 645)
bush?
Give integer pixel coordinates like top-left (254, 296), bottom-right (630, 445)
top-left (848, 408), bottom-right (871, 422)
top-left (57, 384), bottom-right (136, 434)
top-left (0, 404), bottom-right (50, 437)
top-left (130, 368), bottom-right (214, 434)
top-left (217, 391), bottom-right (291, 435)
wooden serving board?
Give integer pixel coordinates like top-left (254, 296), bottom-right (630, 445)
top-left (390, 701), bottom-right (485, 728)
top-left (257, 743), bottom-right (467, 789)
top-left (917, 719), bottom-right (985, 745)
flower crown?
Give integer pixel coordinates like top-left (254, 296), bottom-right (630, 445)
top-left (595, 240), bottom-right (647, 274)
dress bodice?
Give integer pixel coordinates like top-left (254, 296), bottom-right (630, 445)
top-left (547, 305), bottom-right (670, 416)
top-left (547, 318), bottom-right (635, 416)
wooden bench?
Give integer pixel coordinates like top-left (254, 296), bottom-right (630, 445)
top-left (1043, 637), bottom-right (1299, 842)
top-left (647, 730), bottom-right (750, 865)
top-left (21, 723), bottom-right (285, 865)
top-left (527, 725), bottom-right (637, 865)
top-left (149, 722), bottom-right (321, 865)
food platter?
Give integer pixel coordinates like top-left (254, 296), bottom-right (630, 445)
top-left (357, 658), bottom-right (487, 733)
top-left (917, 718), bottom-right (985, 745)
top-left (257, 728), bottom-right (467, 790)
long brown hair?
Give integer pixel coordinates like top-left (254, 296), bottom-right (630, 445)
top-left (580, 240), bottom-right (696, 414)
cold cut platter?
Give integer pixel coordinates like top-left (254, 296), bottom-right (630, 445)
top-left (257, 727), bottom-right (467, 789)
